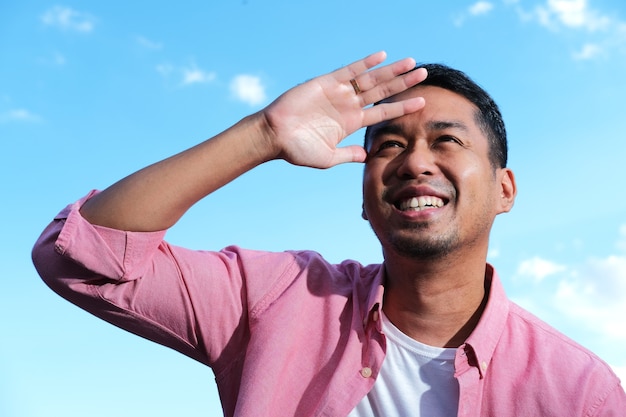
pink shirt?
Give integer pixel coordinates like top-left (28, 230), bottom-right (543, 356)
top-left (32, 192), bottom-right (626, 417)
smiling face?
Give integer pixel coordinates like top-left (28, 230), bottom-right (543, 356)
top-left (362, 85), bottom-right (516, 261)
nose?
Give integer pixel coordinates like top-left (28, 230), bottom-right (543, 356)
top-left (395, 143), bottom-right (436, 179)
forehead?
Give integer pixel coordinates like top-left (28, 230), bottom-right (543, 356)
top-left (387, 85), bottom-right (478, 123)
top-left (366, 85), bottom-right (482, 146)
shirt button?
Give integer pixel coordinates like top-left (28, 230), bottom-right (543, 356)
top-left (372, 311), bottom-right (379, 322)
top-left (360, 367), bottom-right (373, 378)
top-left (481, 361), bottom-right (488, 372)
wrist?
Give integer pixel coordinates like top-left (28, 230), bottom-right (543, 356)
top-left (240, 111), bottom-right (283, 164)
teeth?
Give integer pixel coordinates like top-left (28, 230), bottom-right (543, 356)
top-left (398, 196), bottom-right (444, 211)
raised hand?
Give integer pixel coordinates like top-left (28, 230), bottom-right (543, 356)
top-left (78, 52), bottom-right (428, 231)
top-left (260, 51), bottom-right (427, 168)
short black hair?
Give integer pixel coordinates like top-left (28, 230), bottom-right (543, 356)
top-left (364, 63), bottom-right (508, 168)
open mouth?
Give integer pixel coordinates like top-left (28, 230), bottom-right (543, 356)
top-left (396, 196), bottom-right (445, 212)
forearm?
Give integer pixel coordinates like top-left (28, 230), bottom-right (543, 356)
top-left (79, 52), bottom-right (427, 232)
top-left (80, 112), bottom-right (275, 231)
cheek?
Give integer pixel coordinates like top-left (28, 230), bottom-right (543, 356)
top-left (362, 168), bottom-right (387, 221)
top-left (361, 178), bottom-right (378, 213)
top-left (447, 161), bottom-right (497, 205)
top-left (362, 164), bottom-right (384, 194)
top-left (450, 156), bottom-right (488, 184)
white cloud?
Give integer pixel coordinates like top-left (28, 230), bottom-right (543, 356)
top-left (470, 1), bottom-right (494, 16)
top-left (182, 66), bottom-right (216, 86)
top-left (0, 109), bottom-right (41, 124)
top-left (613, 365), bottom-right (626, 387)
top-left (536, 0), bottom-right (611, 32)
top-left (507, 0), bottom-right (626, 61)
top-left (454, 1), bottom-right (494, 26)
top-left (41, 6), bottom-right (95, 33)
top-left (519, 0), bottom-right (613, 32)
top-left (572, 42), bottom-right (603, 60)
top-left (553, 254), bottom-right (626, 340)
top-left (516, 256), bottom-right (567, 282)
top-left (38, 51), bottom-right (66, 67)
top-left (156, 63), bottom-right (174, 77)
top-left (512, 227), bottom-right (626, 377)
top-left (136, 36), bottom-right (162, 50)
top-left (156, 62), bottom-right (216, 87)
top-left (230, 75), bottom-right (266, 106)
top-left (51, 51), bottom-right (66, 66)
top-left (487, 247), bottom-right (500, 260)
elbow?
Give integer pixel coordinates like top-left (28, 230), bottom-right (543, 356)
top-left (32, 220), bottom-right (76, 299)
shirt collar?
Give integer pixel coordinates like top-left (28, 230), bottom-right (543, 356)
top-left (362, 264), bottom-right (385, 329)
top-left (464, 264), bottom-right (510, 377)
top-left (363, 263), bottom-right (510, 377)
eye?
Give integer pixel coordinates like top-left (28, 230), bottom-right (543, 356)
top-left (372, 140), bottom-right (406, 156)
top-left (434, 135), bottom-right (464, 147)
top-left (380, 140), bottom-right (405, 150)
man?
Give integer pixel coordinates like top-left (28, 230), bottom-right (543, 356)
top-left (32, 52), bottom-right (625, 416)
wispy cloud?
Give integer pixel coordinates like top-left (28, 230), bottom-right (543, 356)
top-left (553, 254), bottom-right (626, 340)
top-left (454, 1), bottom-right (495, 26)
top-left (533, 0), bottom-right (611, 32)
top-left (572, 42), bottom-right (603, 60)
top-left (512, 226), bottom-right (626, 384)
top-left (41, 6), bottom-right (96, 33)
top-left (156, 63), bottom-right (174, 77)
top-left (136, 36), bottom-right (162, 50)
top-left (156, 62), bottom-right (216, 87)
top-left (508, 0), bottom-right (625, 60)
top-left (230, 75), bottom-right (266, 106)
top-left (38, 51), bottom-right (66, 67)
top-left (470, 1), bottom-right (494, 16)
top-left (516, 256), bottom-right (567, 282)
top-left (182, 65), bottom-right (216, 86)
top-left (613, 365), bottom-right (626, 387)
top-left (155, 63), bottom-right (267, 104)
top-left (0, 109), bottom-right (42, 124)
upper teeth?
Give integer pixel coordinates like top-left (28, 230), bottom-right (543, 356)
top-left (398, 196), bottom-right (444, 211)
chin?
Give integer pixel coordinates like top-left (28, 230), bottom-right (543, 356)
top-left (386, 231), bottom-right (459, 260)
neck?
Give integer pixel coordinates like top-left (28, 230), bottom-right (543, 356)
top-left (381, 252), bottom-right (489, 348)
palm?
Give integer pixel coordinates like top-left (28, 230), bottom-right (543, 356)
top-left (262, 52), bottom-right (427, 169)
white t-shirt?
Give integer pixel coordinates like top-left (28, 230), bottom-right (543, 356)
top-left (348, 312), bottom-right (459, 417)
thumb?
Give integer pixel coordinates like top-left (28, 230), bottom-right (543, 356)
top-left (329, 145), bottom-right (367, 166)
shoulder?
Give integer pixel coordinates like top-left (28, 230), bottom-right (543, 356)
top-left (499, 302), bottom-right (622, 409)
top-left (284, 249), bottom-right (383, 298)
top-left (505, 302), bottom-right (616, 372)
top-left (225, 246), bottom-right (382, 316)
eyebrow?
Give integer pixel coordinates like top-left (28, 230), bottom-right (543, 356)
top-left (366, 119), bottom-right (470, 149)
top-left (370, 119), bottom-right (470, 137)
top-left (426, 120), bottom-right (470, 132)
top-left (367, 123), bottom-right (404, 139)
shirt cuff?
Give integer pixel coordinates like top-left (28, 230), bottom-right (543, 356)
top-left (53, 190), bottom-right (167, 282)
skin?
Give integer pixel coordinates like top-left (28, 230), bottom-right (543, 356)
top-left (78, 51), bottom-right (516, 348)
top-left (363, 86), bottom-right (517, 347)
top-left (80, 52), bottom-right (427, 231)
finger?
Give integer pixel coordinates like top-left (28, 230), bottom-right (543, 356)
top-left (351, 57), bottom-right (418, 92)
top-left (332, 51), bottom-right (388, 82)
top-left (361, 96), bottom-right (426, 127)
top-left (359, 67), bottom-right (428, 105)
top-left (328, 145), bottom-right (367, 166)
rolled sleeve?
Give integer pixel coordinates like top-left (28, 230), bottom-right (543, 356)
top-left (32, 191), bottom-right (302, 370)
top-left (52, 191), bottom-right (166, 282)
top-left (593, 379), bottom-right (626, 416)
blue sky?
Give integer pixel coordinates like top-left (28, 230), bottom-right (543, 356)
top-left (2, 1), bottom-right (626, 416)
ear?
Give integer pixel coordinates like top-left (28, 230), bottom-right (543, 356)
top-left (496, 168), bottom-right (517, 214)
top-left (361, 203), bottom-right (369, 220)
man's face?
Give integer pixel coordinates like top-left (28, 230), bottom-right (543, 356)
top-left (362, 85), bottom-right (516, 260)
